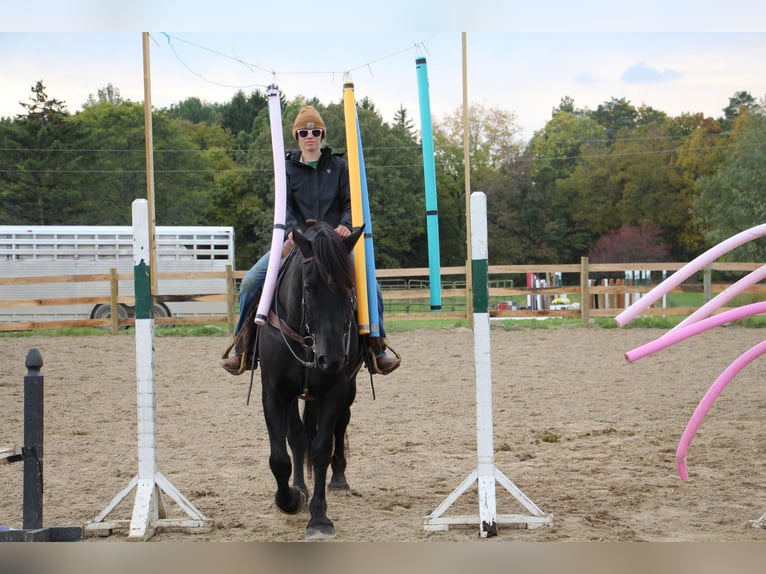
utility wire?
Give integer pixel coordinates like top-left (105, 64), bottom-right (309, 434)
top-left (157, 32), bottom-right (439, 90)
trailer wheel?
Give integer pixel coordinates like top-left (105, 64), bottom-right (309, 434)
top-left (152, 303), bottom-right (171, 323)
top-left (91, 303), bottom-right (129, 327)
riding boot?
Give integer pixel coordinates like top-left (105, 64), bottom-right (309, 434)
top-left (367, 337), bottom-right (401, 375)
top-left (220, 336), bottom-right (247, 375)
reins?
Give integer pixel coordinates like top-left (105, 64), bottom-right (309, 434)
top-left (271, 254), bottom-right (317, 369)
top-left (269, 253), bottom-right (355, 370)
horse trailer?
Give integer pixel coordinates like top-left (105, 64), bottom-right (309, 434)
top-left (0, 225), bottom-right (235, 323)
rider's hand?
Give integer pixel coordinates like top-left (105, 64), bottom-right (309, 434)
top-left (335, 225), bottom-right (351, 238)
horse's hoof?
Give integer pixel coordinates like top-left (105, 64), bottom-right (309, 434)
top-left (327, 480), bottom-right (350, 492)
top-left (305, 523), bottom-right (336, 540)
top-left (274, 487), bottom-right (306, 515)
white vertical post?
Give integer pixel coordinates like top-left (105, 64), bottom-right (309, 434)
top-left (129, 198), bottom-right (159, 540)
top-left (85, 199), bottom-right (213, 540)
top-left (424, 192), bottom-right (551, 536)
top-left (470, 192), bottom-right (497, 536)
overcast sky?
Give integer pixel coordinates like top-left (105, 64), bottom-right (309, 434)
top-left (3, 3), bottom-right (765, 141)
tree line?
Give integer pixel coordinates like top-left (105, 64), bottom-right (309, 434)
top-left (1, 80), bottom-right (764, 271)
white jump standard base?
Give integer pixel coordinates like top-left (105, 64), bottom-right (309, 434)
top-left (423, 466), bottom-right (552, 532)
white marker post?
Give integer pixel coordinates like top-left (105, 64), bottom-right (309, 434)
top-left (424, 191), bottom-right (552, 537)
top-left (85, 199), bottom-right (213, 541)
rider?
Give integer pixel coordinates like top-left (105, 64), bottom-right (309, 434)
top-left (221, 105), bottom-right (401, 376)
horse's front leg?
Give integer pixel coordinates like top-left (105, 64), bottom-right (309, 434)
top-left (304, 402), bottom-right (340, 539)
top-left (262, 388), bottom-right (306, 515)
top-left (287, 397), bottom-right (308, 499)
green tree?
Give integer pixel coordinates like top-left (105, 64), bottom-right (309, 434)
top-left (561, 117), bottom-right (694, 260)
top-left (62, 101), bottom-right (221, 226)
top-left (432, 104), bottom-right (526, 266)
top-left (527, 110), bottom-right (606, 184)
top-left (674, 113), bottom-right (727, 254)
top-left (167, 96), bottom-right (223, 125)
top-left (695, 108), bottom-right (766, 261)
top-left (355, 101), bottom-right (425, 268)
top-left (0, 80), bottom-right (83, 224)
top-left (486, 150), bottom-right (571, 264)
top-left (719, 90), bottom-right (757, 132)
top-left (221, 89), bottom-right (268, 135)
top-left (518, 107), bottom-right (607, 263)
top-left (85, 83), bottom-right (123, 107)
top-left (588, 97), bottom-right (639, 143)
top-left (430, 125), bottom-right (467, 266)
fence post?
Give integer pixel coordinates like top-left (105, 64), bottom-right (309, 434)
top-left (703, 264), bottom-right (712, 303)
top-left (580, 257), bottom-right (590, 325)
top-left (110, 268), bottom-right (119, 334)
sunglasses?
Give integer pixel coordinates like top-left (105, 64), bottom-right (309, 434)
top-left (297, 129), bottom-right (323, 138)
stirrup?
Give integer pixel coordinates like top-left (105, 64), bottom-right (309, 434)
top-left (221, 353), bottom-right (247, 375)
top-left (367, 338), bottom-right (401, 375)
top-left (221, 339), bottom-right (247, 375)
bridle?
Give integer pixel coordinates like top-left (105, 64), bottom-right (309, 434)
top-left (269, 254), bottom-right (356, 370)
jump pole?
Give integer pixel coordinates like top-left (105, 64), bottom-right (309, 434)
top-left (355, 110), bottom-right (380, 336)
top-left (255, 84), bottom-right (287, 326)
top-left (85, 199), bottom-right (213, 541)
top-left (415, 56), bottom-right (442, 311)
top-left (343, 77), bottom-right (371, 334)
top-left (424, 191), bottom-right (551, 537)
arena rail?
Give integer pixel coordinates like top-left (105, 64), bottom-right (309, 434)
top-left (0, 261), bottom-right (764, 333)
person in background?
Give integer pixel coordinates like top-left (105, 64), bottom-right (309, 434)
top-left (221, 105), bottom-right (400, 376)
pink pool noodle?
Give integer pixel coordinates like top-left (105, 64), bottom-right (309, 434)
top-left (615, 223), bottom-right (766, 326)
top-left (671, 263), bottom-right (766, 332)
top-left (676, 339), bottom-right (766, 480)
top-left (624, 301), bottom-right (766, 362)
top-left (255, 85), bottom-right (287, 325)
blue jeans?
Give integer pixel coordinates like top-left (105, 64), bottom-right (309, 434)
top-left (235, 251), bottom-right (270, 336)
top-left (235, 250), bottom-right (387, 339)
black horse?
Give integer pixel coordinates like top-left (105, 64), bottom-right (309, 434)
top-left (258, 220), bottom-right (366, 540)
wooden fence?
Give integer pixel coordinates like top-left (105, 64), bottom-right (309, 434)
top-left (1, 259), bottom-right (764, 334)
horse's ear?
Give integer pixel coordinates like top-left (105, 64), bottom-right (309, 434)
top-left (293, 228), bottom-right (313, 258)
top-left (343, 224), bottom-right (365, 253)
top-left (305, 219), bottom-right (318, 228)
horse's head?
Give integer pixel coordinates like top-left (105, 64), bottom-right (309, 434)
top-left (292, 222), bottom-right (364, 372)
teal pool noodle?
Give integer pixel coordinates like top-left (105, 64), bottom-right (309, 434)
top-left (356, 112), bottom-right (380, 336)
top-left (416, 56), bottom-right (442, 311)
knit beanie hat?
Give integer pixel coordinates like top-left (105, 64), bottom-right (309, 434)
top-left (292, 105), bottom-right (326, 140)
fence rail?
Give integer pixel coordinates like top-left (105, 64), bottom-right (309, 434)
top-left (1, 259), bottom-right (764, 333)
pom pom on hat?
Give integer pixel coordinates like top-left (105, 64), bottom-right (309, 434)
top-left (292, 105), bottom-right (326, 140)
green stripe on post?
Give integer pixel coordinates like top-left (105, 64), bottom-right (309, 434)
top-left (134, 259), bottom-right (152, 319)
top-left (472, 258), bottom-right (489, 313)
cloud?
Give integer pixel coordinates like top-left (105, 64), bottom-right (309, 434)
top-left (621, 62), bottom-right (682, 83)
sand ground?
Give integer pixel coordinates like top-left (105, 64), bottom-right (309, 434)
top-left (2, 325), bottom-right (766, 542)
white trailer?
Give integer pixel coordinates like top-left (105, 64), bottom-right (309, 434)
top-left (0, 225), bottom-right (235, 322)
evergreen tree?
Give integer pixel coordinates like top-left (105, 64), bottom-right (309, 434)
top-left (0, 80), bottom-right (83, 224)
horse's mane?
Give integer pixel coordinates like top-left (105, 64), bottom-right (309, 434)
top-left (303, 223), bottom-right (355, 297)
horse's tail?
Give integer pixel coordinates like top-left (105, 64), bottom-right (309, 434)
top-left (302, 398), bottom-right (318, 478)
